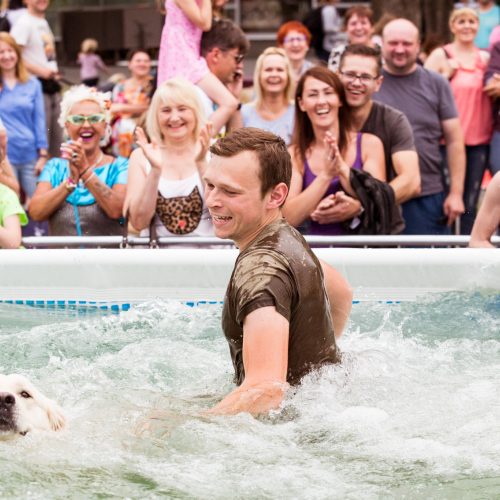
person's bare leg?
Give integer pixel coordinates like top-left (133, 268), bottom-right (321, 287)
top-left (320, 259), bottom-right (353, 339)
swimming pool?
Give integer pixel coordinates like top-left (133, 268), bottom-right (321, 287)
top-left (1, 290), bottom-right (499, 498)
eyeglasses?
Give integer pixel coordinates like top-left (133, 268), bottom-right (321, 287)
top-left (339, 71), bottom-right (379, 85)
top-left (66, 113), bottom-right (106, 125)
top-left (233, 53), bottom-right (245, 64)
top-left (283, 35), bottom-right (307, 44)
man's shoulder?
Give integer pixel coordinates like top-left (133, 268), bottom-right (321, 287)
top-left (238, 220), bottom-right (308, 270)
top-left (368, 101), bottom-right (407, 123)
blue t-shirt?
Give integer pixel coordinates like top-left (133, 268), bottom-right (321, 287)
top-left (475, 5), bottom-right (500, 49)
top-left (38, 156), bottom-right (128, 205)
top-left (0, 77), bottom-right (47, 165)
top-left (241, 103), bottom-right (295, 145)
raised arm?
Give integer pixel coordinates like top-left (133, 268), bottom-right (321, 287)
top-left (173, 0), bottom-right (212, 31)
top-left (208, 306), bottom-right (289, 415)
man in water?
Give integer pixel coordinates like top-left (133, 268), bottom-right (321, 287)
top-left (203, 128), bottom-right (343, 415)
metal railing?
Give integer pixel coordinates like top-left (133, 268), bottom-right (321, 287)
top-left (20, 235), bottom-right (500, 249)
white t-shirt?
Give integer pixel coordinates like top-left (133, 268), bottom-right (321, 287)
top-left (10, 12), bottom-right (58, 72)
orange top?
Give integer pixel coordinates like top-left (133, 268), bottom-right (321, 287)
top-left (445, 44), bottom-right (493, 146)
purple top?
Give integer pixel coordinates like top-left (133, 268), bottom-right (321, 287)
top-left (78, 53), bottom-right (106, 80)
top-left (302, 132), bottom-right (364, 235)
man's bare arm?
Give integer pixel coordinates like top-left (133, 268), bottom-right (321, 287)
top-left (320, 260), bottom-right (352, 339)
top-left (469, 173), bottom-right (500, 248)
top-left (390, 150), bottom-right (421, 204)
top-left (208, 306), bottom-right (289, 415)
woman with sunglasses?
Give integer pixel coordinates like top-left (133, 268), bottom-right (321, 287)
top-left (29, 85), bottom-right (128, 237)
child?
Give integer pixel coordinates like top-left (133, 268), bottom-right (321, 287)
top-left (156, 0), bottom-right (238, 135)
top-left (77, 38), bottom-right (109, 88)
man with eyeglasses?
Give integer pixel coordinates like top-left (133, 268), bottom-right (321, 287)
top-left (373, 19), bottom-right (465, 236)
top-left (337, 44), bottom-right (420, 213)
top-left (198, 19), bottom-right (250, 132)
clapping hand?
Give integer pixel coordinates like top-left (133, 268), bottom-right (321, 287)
top-left (321, 131), bottom-right (345, 179)
top-left (135, 126), bottom-right (163, 172)
top-left (310, 191), bottom-right (362, 224)
top-left (195, 122), bottom-right (213, 163)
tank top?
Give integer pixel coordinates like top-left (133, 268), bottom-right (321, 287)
top-left (140, 161), bottom-right (213, 239)
top-left (444, 44), bottom-right (492, 145)
top-left (302, 132), bottom-right (364, 235)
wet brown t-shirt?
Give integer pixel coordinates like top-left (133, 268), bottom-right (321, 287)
top-left (222, 218), bottom-right (340, 386)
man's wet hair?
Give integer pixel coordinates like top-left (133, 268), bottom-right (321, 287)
top-left (339, 44), bottom-right (382, 75)
top-left (201, 19), bottom-right (250, 57)
top-left (210, 128), bottom-right (292, 198)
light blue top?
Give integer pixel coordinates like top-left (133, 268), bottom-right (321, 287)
top-left (475, 5), bottom-right (500, 49)
top-left (241, 103), bottom-right (295, 145)
top-left (38, 156), bottom-right (128, 206)
top-left (0, 77), bottom-right (47, 165)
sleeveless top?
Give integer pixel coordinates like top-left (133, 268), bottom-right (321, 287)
top-left (140, 161), bottom-right (213, 239)
top-left (156, 0), bottom-right (209, 86)
top-left (444, 44), bottom-right (492, 145)
top-left (302, 132), bottom-right (364, 235)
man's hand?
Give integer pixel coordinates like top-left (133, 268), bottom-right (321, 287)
top-left (226, 69), bottom-right (244, 99)
top-left (484, 73), bottom-right (500, 98)
top-left (443, 191), bottom-right (465, 225)
top-left (34, 156), bottom-right (47, 175)
top-left (310, 192), bottom-right (362, 224)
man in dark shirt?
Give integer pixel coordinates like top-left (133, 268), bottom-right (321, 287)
top-left (329, 44), bottom-right (421, 224)
top-left (203, 128), bottom-right (342, 415)
top-left (374, 18), bottom-right (465, 235)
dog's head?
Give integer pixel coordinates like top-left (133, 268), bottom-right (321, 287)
top-left (0, 374), bottom-right (66, 440)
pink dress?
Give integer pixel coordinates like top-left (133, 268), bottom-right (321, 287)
top-left (157, 0), bottom-right (209, 86)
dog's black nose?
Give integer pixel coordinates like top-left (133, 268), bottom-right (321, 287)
top-left (0, 392), bottom-right (15, 407)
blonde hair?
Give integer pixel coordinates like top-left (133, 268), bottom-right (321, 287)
top-left (0, 33), bottom-right (29, 84)
top-left (58, 85), bottom-right (111, 128)
top-left (449, 7), bottom-right (479, 27)
top-left (80, 38), bottom-right (98, 54)
top-left (253, 47), bottom-right (294, 107)
top-left (146, 78), bottom-right (205, 144)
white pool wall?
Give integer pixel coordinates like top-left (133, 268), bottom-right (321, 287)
top-left (0, 248), bottom-right (498, 305)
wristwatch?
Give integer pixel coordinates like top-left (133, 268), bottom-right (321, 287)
top-left (64, 177), bottom-right (77, 192)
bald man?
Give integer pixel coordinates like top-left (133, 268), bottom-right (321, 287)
top-left (374, 19), bottom-right (466, 235)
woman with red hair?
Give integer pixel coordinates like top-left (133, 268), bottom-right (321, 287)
top-left (277, 21), bottom-right (314, 87)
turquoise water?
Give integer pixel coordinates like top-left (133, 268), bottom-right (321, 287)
top-left (0, 291), bottom-right (499, 499)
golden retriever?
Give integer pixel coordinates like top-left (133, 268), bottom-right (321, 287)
top-left (0, 374), bottom-right (65, 440)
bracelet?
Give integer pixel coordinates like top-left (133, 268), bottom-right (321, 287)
top-left (64, 177), bottom-right (77, 192)
top-left (83, 172), bottom-right (96, 185)
top-left (80, 165), bottom-right (92, 177)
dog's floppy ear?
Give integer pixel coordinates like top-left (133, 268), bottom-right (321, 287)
top-left (22, 377), bottom-right (66, 432)
top-left (45, 400), bottom-right (66, 431)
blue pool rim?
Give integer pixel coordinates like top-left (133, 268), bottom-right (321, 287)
top-left (0, 299), bottom-right (399, 311)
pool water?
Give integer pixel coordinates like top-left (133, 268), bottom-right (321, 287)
top-left (0, 291), bottom-right (499, 499)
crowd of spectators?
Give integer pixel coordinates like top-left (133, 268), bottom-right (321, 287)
top-left (0, 0), bottom-right (499, 249)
